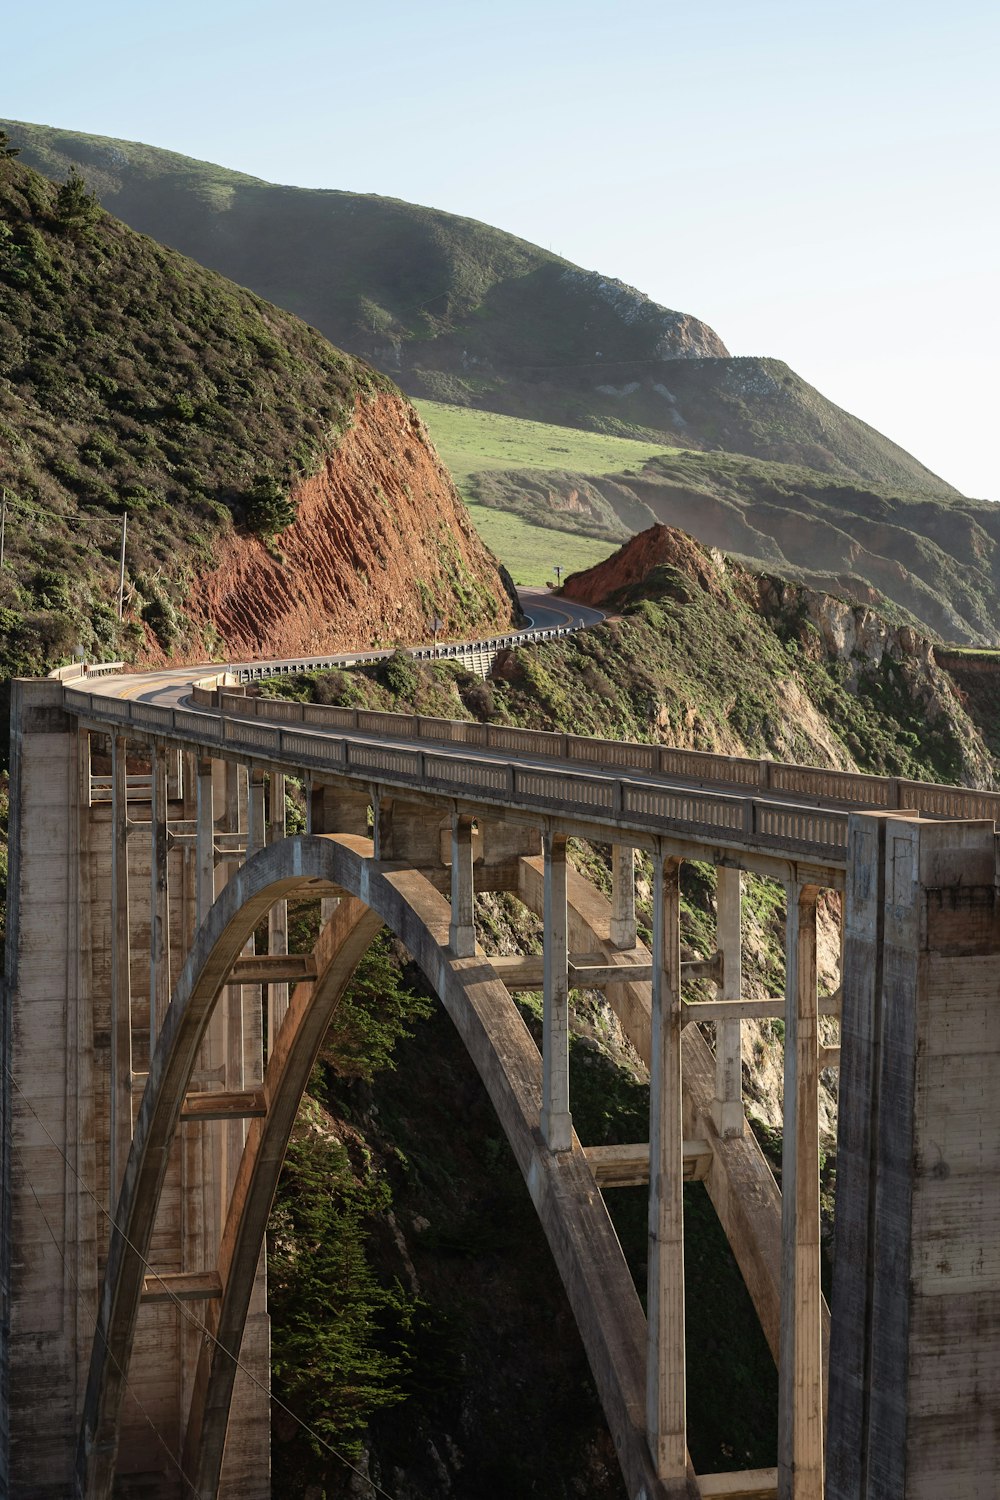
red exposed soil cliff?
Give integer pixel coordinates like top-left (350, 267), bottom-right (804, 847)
top-left (561, 523), bottom-right (724, 608)
top-left (156, 392), bottom-right (515, 663)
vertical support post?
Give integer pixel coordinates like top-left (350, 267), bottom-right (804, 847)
top-left (779, 882), bottom-right (824, 1500)
top-left (148, 742), bottom-right (170, 1052)
top-left (267, 773), bottom-right (289, 1055)
top-left (109, 735), bottom-right (132, 1209)
top-left (713, 865), bottom-right (745, 1139)
top-left (247, 768), bottom-right (267, 858)
top-left (196, 758), bottom-right (215, 921)
top-left (449, 813), bottom-right (476, 958)
top-left (647, 851), bottom-right (686, 1481)
top-left (610, 843), bottom-right (636, 949)
top-left (179, 750), bottom-right (198, 952)
top-left (541, 830), bottom-right (571, 1152)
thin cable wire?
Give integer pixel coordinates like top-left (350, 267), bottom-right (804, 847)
top-left (9, 1135), bottom-right (204, 1499)
top-left (6, 1064), bottom-right (396, 1500)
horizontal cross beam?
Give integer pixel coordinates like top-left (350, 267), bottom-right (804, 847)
top-left (583, 1139), bottom-right (713, 1187)
top-left (697, 1469), bottom-right (778, 1499)
top-left (681, 993), bottom-right (841, 1025)
top-left (180, 1088), bottom-right (267, 1122)
top-left (228, 954), bottom-right (317, 985)
top-left (140, 1270), bottom-right (223, 1304)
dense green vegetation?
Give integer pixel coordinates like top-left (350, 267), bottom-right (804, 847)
top-left (7, 120), bottom-right (959, 495)
top-left (0, 151), bottom-right (393, 668)
top-left (269, 935), bottom-right (433, 1486)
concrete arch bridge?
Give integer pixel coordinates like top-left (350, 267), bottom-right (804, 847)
top-left (3, 657), bottom-right (999, 1500)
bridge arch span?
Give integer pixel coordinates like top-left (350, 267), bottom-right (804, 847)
top-left (78, 833), bottom-right (664, 1500)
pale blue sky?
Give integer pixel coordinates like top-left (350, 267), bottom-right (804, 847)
top-left (6, 0), bottom-right (999, 497)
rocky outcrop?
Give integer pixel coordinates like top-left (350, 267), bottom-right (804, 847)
top-left (562, 524), bottom-right (998, 788)
top-left (158, 394), bottom-right (516, 663)
top-left (561, 522), bottom-right (727, 608)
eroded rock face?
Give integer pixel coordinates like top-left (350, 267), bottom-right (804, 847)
top-left (561, 522), bottom-right (726, 607)
top-left (147, 393), bottom-right (515, 663)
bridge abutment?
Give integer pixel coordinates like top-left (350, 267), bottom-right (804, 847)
top-left (828, 814), bottom-right (1000, 1500)
top-left (3, 698), bottom-right (271, 1499)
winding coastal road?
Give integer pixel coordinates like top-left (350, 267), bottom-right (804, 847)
top-left (87, 587), bottom-right (605, 707)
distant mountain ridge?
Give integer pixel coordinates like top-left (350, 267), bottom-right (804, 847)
top-left (6, 120), bottom-right (958, 498)
top-left (469, 448), bottom-right (1000, 643)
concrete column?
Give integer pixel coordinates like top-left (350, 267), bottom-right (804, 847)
top-left (610, 843), bottom-right (636, 949)
top-left (713, 864), bottom-right (745, 1139)
top-left (109, 735), bottom-right (132, 1209)
top-left (449, 813), bottom-right (476, 957)
top-left (267, 774), bottom-right (289, 1056)
top-left (647, 852), bottom-right (686, 1482)
top-left (222, 763), bottom-right (245, 1199)
top-left (148, 742), bottom-right (171, 1051)
top-left (196, 757), bottom-right (216, 921)
top-left (308, 780), bottom-right (369, 836)
top-left (828, 815), bottom-right (1000, 1499)
top-left (247, 769), bottom-right (267, 858)
top-left (4, 682), bottom-right (86, 1486)
top-left (779, 882), bottom-right (823, 1500)
top-left (540, 830), bottom-right (571, 1152)
top-left (179, 750), bottom-right (199, 953)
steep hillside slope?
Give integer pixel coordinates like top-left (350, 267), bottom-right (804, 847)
top-left (6, 122), bottom-right (957, 496)
top-left (0, 154), bottom-right (515, 677)
top-left (472, 449), bottom-right (1000, 642)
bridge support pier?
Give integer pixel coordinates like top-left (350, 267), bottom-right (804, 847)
top-left (449, 813), bottom-right (477, 957)
top-left (266, 773), bottom-right (289, 1052)
top-left (541, 830), bottom-right (572, 1152)
top-left (610, 843), bottom-right (636, 949)
top-left (827, 814), bottom-right (1000, 1499)
top-left (110, 732), bottom-right (132, 1208)
top-left (779, 882), bottom-right (824, 1500)
top-left (648, 852), bottom-right (687, 1484)
top-left (712, 865), bottom-right (745, 1140)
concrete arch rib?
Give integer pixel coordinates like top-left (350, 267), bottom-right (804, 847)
top-left (78, 834), bottom-right (678, 1500)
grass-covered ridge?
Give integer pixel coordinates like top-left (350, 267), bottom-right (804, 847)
top-left (412, 401), bottom-right (673, 582)
top-left (414, 400), bottom-right (677, 484)
top-left (7, 121), bottom-right (959, 496)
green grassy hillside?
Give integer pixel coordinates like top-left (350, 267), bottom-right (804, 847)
top-left (414, 401), bottom-right (668, 582)
top-left (6, 121), bottom-right (959, 496)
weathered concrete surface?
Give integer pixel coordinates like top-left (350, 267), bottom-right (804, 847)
top-left (828, 816), bottom-right (1000, 1500)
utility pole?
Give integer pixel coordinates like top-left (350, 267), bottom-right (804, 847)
top-left (0, 490), bottom-right (7, 573)
top-left (117, 511), bottom-right (128, 621)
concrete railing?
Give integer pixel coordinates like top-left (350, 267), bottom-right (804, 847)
top-left (48, 661), bottom-right (126, 682)
top-left (194, 683), bottom-right (1000, 829)
top-left (61, 684), bottom-right (855, 868)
